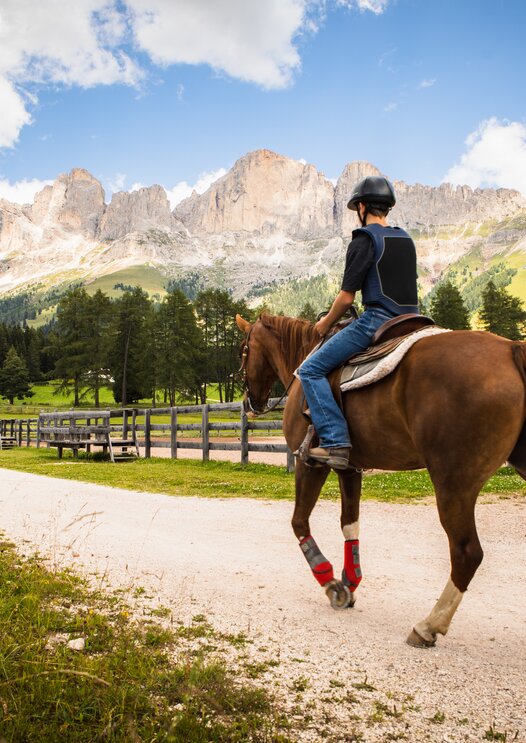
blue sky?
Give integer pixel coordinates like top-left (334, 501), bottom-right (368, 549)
top-left (1, 0), bottom-right (525, 205)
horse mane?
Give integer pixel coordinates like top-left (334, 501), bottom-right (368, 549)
top-left (258, 313), bottom-right (319, 369)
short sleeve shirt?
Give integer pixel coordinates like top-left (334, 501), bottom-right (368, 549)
top-left (341, 231), bottom-right (375, 293)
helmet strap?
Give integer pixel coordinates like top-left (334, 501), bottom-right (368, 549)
top-left (359, 203), bottom-right (370, 227)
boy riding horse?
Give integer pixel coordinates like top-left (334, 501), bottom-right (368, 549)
top-left (298, 176), bottom-right (419, 470)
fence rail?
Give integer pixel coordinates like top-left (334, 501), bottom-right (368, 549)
top-left (0, 418), bottom-right (38, 448)
top-left (0, 399), bottom-right (294, 469)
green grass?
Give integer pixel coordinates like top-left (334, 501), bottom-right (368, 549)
top-left (0, 538), bottom-right (288, 742)
top-left (84, 265), bottom-right (168, 300)
top-left (0, 448), bottom-right (523, 501)
top-left (0, 381), bottom-right (243, 417)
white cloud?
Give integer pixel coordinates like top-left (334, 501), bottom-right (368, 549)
top-left (443, 118), bottom-right (526, 196)
top-left (127, 0), bottom-right (305, 89)
top-left (164, 167), bottom-right (228, 209)
top-left (0, 176), bottom-right (53, 204)
top-left (0, 1), bottom-right (390, 148)
top-left (338, 0), bottom-right (389, 14)
top-left (384, 102), bottom-right (397, 112)
top-left (419, 78), bottom-right (436, 88)
top-left (0, 77), bottom-right (33, 148)
top-left (0, 0), bottom-right (141, 148)
top-left (109, 173), bottom-right (127, 193)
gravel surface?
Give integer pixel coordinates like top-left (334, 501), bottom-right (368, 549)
top-left (1, 467), bottom-right (525, 742)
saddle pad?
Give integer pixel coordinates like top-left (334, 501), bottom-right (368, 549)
top-left (340, 326), bottom-right (450, 392)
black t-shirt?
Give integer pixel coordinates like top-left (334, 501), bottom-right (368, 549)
top-left (341, 232), bottom-right (375, 293)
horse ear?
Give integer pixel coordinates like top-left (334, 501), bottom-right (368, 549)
top-left (236, 314), bottom-right (252, 333)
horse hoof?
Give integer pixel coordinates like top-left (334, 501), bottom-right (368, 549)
top-left (406, 628), bottom-right (436, 648)
top-left (325, 581), bottom-right (354, 610)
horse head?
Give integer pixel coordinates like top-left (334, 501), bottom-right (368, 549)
top-left (236, 314), bottom-right (281, 415)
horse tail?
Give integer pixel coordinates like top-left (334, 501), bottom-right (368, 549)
top-left (508, 342), bottom-right (526, 475)
top-left (512, 342), bottom-right (526, 396)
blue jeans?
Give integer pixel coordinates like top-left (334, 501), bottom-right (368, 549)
top-left (297, 307), bottom-right (395, 449)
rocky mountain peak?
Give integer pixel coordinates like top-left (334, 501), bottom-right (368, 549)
top-left (174, 149), bottom-right (335, 238)
top-left (100, 184), bottom-right (179, 241)
top-left (30, 167), bottom-right (106, 238)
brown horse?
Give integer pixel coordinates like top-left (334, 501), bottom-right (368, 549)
top-left (236, 312), bottom-right (526, 647)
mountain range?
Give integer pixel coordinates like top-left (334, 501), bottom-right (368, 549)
top-left (1, 149), bottom-right (525, 322)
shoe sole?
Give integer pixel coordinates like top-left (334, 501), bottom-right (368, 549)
top-left (309, 455), bottom-right (350, 470)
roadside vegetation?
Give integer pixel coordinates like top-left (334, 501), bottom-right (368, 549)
top-left (0, 448), bottom-right (523, 502)
top-left (0, 536), bottom-right (290, 741)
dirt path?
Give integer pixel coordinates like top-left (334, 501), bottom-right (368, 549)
top-left (1, 468), bottom-right (525, 742)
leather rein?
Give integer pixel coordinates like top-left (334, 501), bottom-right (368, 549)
top-left (239, 326), bottom-right (295, 416)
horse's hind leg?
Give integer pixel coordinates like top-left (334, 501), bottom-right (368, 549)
top-left (408, 485), bottom-right (483, 648)
top-left (291, 461), bottom-right (351, 609)
top-left (337, 468), bottom-right (364, 607)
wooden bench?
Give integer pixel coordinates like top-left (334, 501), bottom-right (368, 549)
top-left (39, 412), bottom-right (140, 463)
top-left (0, 435), bottom-right (17, 450)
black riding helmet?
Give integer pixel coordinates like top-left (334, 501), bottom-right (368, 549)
top-left (347, 176), bottom-right (396, 212)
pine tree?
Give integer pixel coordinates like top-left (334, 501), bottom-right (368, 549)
top-left (298, 302), bottom-right (318, 323)
top-left (110, 288), bottom-right (153, 405)
top-left (480, 281), bottom-right (526, 340)
top-left (155, 288), bottom-right (203, 405)
top-left (429, 280), bottom-right (470, 330)
top-left (0, 324), bottom-right (9, 367)
top-left (84, 290), bottom-right (113, 407)
top-left (0, 346), bottom-right (33, 404)
top-left (195, 289), bottom-right (250, 403)
top-left (52, 288), bottom-right (92, 406)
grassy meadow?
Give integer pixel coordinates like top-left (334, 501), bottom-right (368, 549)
top-left (0, 536), bottom-right (289, 741)
top-left (0, 380), bottom-right (240, 418)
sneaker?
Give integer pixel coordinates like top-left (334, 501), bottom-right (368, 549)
top-left (308, 446), bottom-right (351, 470)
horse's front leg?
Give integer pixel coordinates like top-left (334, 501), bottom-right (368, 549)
top-left (292, 460), bottom-right (353, 610)
top-left (338, 467), bottom-right (363, 608)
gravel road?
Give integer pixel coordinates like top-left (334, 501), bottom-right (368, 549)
top-left (1, 467), bottom-right (524, 742)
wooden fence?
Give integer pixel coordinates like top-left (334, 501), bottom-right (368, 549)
top-left (0, 418), bottom-right (38, 448)
top-left (0, 400), bottom-right (294, 469)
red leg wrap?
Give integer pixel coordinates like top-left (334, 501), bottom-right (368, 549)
top-left (299, 536), bottom-right (335, 587)
top-left (342, 539), bottom-right (362, 591)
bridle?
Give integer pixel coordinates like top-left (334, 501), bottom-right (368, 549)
top-left (238, 326), bottom-right (295, 416)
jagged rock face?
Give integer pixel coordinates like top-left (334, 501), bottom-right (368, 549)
top-left (100, 185), bottom-right (181, 240)
top-left (394, 181), bottom-right (526, 230)
top-left (31, 168), bottom-right (105, 238)
top-left (174, 149), bottom-right (335, 239)
top-left (0, 200), bottom-right (41, 261)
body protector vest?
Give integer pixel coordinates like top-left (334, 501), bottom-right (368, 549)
top-left (355, 223), bottom-right (419, 316)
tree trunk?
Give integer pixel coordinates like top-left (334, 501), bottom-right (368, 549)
top-left (121, 323), bottom-right (132, 408)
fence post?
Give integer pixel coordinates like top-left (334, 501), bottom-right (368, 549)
top-left (145, 409), bottom-right (151, 458)
top-left (286, 447), bottom-right (295, 473)
top-left (132, 409), bottom-right (137, 442)
top-left (36, 415), bottom-right (41, 448)
top-left (123, 409), bottom-right (129, 440)
top-left (170, 407), bottom-right (178, 459)
top-left (18, 420), bottom-right (23, 447)
top-left (240, 408), bottom-right (249, 465)
top-left (26, 420), bottom-right (31, 447)
top-left (201, 404), bottom-right (209, 462)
